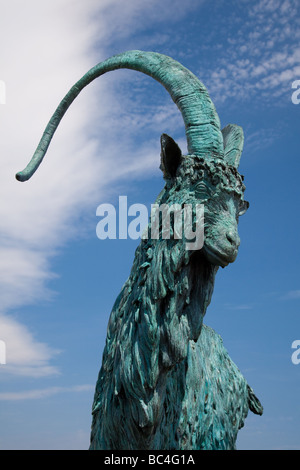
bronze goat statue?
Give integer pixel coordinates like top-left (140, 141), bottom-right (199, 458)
top-left (16, 51), bottom-right (263, 450)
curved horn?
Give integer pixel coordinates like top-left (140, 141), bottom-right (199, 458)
top-left (16, 50), bottom-right (224, 182)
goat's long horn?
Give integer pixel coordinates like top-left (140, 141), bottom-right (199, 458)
top-left (16, 50), bottom-right (224, 182)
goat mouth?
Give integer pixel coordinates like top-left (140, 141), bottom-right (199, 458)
top-left (202, 245), bottom-right (237, 268)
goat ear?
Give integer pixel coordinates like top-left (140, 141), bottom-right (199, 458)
top-left (160, 133), bottom-right (182, 178)
top-left (222, 124), bottom-right (244, 168)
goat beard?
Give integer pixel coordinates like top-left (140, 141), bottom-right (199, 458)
top-left (90, 238), bottom-right (219, 449)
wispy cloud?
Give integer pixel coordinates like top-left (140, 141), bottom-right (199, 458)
top-left (0, 384), bottom-right (94, 401)
top-left (224, 303), bottom-right (253, 311)
top-left (242, 125), bottom-right (284, 158)
top-left (90, 0), bottom-right (199, 47)
top-left (200, 0), bottom-right (300, 106)
top-left (280, 290), bottom-right (300, 300)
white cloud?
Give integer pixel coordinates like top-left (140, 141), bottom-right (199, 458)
top-left (0, 247), bottom-right (56, 312)
top-left (0, 0), bottom-right (105, 377)
top-left (0, 384), bottom-right (94, 401)
top-left (0, 1), bottom-right (194, 378)
top-left (0, 312), bottom-right (60, 377)
top-left (86, 0), bottom-right (198, 46)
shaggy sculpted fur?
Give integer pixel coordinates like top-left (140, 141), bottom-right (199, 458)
top-left (89, 151), bottom-right (262, 450)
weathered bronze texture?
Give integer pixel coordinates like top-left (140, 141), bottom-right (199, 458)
top-left (16, 51), bottom-right (262, 450)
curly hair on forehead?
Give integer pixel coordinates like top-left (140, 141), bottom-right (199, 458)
top-left (173, 155), bottom-right (246, 197)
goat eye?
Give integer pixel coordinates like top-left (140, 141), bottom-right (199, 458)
top-left (194, 182), bottom-right (211, 200)
top-left (238, 200), bottom-right (249, 216)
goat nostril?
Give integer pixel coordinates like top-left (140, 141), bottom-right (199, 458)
top-left (226, 232), bottom-right (240, 248)
top-left (226, 232), bottom-right (235, 245)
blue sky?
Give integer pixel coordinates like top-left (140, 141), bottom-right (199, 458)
top-left (0, 0), bottom-right (300, 450)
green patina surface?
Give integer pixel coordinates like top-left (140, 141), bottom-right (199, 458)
top-left (16, 51), bottom-right (263, 450)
